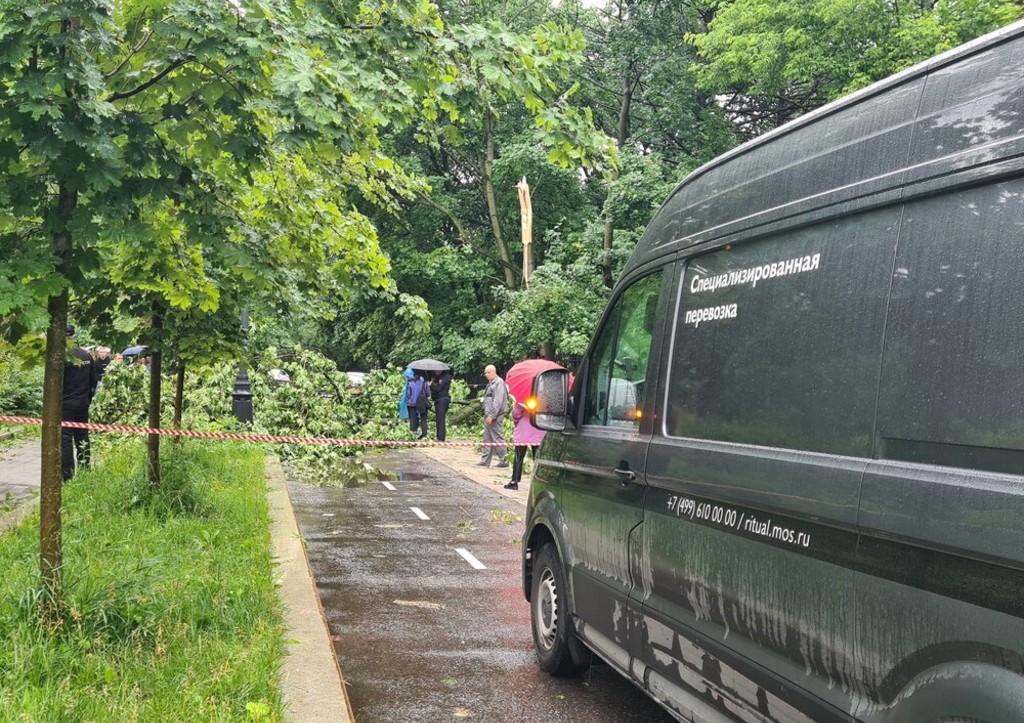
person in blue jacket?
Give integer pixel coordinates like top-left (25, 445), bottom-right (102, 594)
top-left (398, 367), bottom-right (414, 421)
top-left (404, 371), bottom-right (429, 439)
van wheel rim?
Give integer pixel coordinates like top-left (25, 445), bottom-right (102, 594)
top-left (536, 568), bottom-right (558, 650)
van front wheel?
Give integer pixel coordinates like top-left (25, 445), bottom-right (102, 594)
top-left (532, 544), bottom-right (589, 676)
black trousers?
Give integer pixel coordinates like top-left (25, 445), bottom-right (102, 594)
top-left (511, 444), bottom-right (538, 483)
top-left (61, 405), bottom-right (91, 481)
top-left (408, 406), bottom-right (428, 438)
top-left (433, 396), bottom-right (450, 441)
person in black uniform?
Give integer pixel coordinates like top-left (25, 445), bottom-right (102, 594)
top-left (62, 325), bottom-right (100, 481)
top-left (429, 370), bottom-right (452, 441)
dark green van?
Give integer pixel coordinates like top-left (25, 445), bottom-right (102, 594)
top-left (522, 20), bottom-right (1024, 723)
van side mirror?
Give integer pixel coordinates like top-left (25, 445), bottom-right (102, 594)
top-left (531, 369), bottom-right (570, 432)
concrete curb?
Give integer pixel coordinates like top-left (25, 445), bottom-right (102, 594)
top-left (266, 456), bottom-right (354, 723)
top-left (0, 497), bottom-right (38, 537)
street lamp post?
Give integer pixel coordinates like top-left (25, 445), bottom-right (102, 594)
top-left (232, 307), bottom-right (253, 423)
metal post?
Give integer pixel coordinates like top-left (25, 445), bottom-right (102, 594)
top-left (232, 307), bottom-right (253, 423)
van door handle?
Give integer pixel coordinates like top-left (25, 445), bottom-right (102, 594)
top-left (614, 464), bottom-right (636, 485)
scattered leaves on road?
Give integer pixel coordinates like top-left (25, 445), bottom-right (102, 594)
top-left (393, 599), bottom-right (444, 610)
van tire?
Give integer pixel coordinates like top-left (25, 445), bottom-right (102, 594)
top-left (531, 543), bottom-right (589, 676)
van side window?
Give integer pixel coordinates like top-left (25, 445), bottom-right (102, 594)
top-left (877, 178), bottom-right (1024, 471)
top-left (584, 273), bottom-right (662, 429)
top-left (665, 211), bottom-right (899, 455)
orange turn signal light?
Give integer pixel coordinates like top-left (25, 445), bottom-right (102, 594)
top-left (525, 397), bottom-right (538, 411)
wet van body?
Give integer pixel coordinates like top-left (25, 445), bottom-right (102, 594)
top-left (522, 21), bottom-right (1024, 723)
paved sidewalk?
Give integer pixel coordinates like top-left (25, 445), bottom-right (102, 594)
top-left (417, 441), bottom-right (531, 506)
top-left (0, 437), bottom-right (41, 535)
top-left (0, 437), bottom-right (41, 502)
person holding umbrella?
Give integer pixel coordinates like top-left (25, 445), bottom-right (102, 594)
top-left (404, 370), bottom-right (430, 439)
top-left (429, 369), bottom-right (451, 441)
top-left (505, 399), bottom-right (545, 490)
top-left (502, 359), bottom-right (569, 489)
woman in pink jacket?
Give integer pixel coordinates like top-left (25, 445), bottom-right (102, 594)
top-left (505, 401), bottom-right (546, 490)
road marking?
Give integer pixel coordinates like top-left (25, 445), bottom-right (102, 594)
top-left (382, 481), bottom-right (397, 491)
top-left (410, 506), bottom-right (430, 520)
top-left (455, 548), bottom-right (486, 570)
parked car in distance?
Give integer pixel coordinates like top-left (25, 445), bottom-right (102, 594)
top-left (343, 371), bottom-right (367, 388)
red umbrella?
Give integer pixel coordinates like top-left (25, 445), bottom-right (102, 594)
top-left (505, 359), bottom-right (570, 403)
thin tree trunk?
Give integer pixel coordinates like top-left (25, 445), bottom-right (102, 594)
top-left (40, 181), bottom-right (77, 612)
top-left (147, 308), bottom-right (164, 488)
top-left (172, 363), bottom-right (185, 445)
top-left (601, 69), bottom-right (635, 290)
top-left (40, 292), bottom-right (67, 606)
top-left (483, 115), bottom-right (517, 290)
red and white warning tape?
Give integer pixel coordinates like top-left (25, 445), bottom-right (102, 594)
top-left (0, 415), bottom-right (502, 448)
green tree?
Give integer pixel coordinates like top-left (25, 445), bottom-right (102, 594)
top-left (0, 0), bottom-right (446, 610)
top-left (689, 0), bottom-right (1023, 137)
top-left (416, 14), bottom-right (615, 290)
top-left (564, 0), bottom-right (735, 286)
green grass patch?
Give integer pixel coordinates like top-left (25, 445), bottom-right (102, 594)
top-left (0, 441), bottom-right (283, 721)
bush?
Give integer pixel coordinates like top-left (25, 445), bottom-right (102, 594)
top-left (0, 351), bottom-right (43, 416)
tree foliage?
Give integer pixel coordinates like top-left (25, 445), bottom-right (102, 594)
top-left (689, 0), bottom-right (1024, 137)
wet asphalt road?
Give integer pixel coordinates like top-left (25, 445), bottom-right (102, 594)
top-left (287, 449), bottom-right (675, 723)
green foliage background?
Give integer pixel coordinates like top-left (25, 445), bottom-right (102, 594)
top-left (87, 348), bottom-right (484, 485)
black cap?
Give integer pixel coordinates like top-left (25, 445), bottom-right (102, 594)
top-left (66, 324), bottom-right (75, 337)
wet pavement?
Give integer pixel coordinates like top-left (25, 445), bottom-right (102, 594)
top-left (289, 449), bottom-right (674, 723)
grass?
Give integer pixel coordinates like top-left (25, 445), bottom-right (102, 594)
top-left (0, 440), bottom-right (284, 722)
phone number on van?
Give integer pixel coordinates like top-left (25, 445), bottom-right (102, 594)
top-left (666, 495), bottom-right (811, 549)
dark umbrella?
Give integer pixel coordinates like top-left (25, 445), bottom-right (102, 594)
top-left (505, 359), bottom-right (569, 403)
top-left (122, 345), bottom-right (147, 356)
top-left (408, 358), bottom-right (450, 372)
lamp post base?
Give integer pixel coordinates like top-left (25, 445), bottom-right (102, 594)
top-left (232, 367), bottom-right (253, 424)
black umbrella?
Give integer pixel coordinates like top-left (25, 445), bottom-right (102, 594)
top-left (408, 358), bottom-right (450, 372)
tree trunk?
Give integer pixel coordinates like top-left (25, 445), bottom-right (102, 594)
top-left (40, 292), bottom-right (67, 608)
top-left (147, 307), bottom-right (164, 489)
top-left (483, 115), bottom-right (517, 290)
top-left (172, 363), bottom-right (185, 445)
top-left (40, 182), bottom-right (77, 612)
top-left (601, 68), bottom-right (635, 290)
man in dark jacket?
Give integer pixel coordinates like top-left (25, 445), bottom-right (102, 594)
top-left (62, 325), bottom-right (100, 481)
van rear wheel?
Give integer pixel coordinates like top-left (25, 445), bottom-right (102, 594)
top-left (531, 543), bottom-right (589, 676)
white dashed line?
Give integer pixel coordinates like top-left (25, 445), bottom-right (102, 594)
top-left (410, 506), bottom-right (430, 521)
top-left (382, 481), bottom-right (397, 491)
top-left (455, 548), bottom-right (486, 570)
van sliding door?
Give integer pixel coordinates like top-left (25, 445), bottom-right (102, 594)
top-left (637, 209), bottom-right (900, 722)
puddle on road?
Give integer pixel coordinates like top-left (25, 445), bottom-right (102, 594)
top-left (294, 449), bottom-right (437, 488)
top-left (300, 458), bottom-right (394, 488)
top-left (393, 470), bottom-right (429, 482)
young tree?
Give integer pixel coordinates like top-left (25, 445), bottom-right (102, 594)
top-left (0, 0), bottom-right (446, 610)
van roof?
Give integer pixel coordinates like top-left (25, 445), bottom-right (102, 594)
top-left (622, 19), bottom-right (1024, 277)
